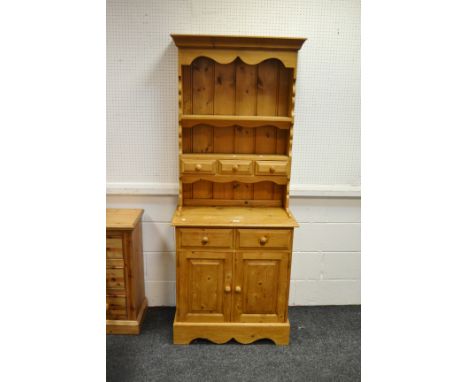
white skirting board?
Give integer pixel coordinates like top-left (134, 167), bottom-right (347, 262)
top-left (106, 193), bottom-right (361, 306)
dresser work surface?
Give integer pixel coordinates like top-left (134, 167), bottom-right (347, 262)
top-left (171, 34), bottom-right (305, 345)
top-left (172, 206), bottom-right (298, 227)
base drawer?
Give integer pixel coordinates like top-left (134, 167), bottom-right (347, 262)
top-left (179, 228), bottom-right (234, 248)
top-left (237, 229), bottom-right (292, 249)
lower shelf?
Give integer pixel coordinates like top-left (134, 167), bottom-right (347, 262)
top-left (173, 319), bottom-right (290, 346)
top-left (106, 298), bottom-right (148, 335)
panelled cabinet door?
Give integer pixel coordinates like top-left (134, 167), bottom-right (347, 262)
top-left (233, 251), bottom-right (290, 323)
top-left (178, 251), bottom-right (233, 323)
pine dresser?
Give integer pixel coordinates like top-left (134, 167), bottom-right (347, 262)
top-left (171, 34), bottom-right (305, 345)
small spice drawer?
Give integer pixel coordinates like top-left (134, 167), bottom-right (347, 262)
top-left (255, 160), bottom-right (289, 176)
top-left (179, 228), bottom-right (234, 248)
top-left (219, 159), bottom-right (253, 175)
top-left (106, 237), bottom-right (123, 259)
top-left (237, 229), bottom-right (292, 249)
top-left (181, 159), bottom-right (216, 174)
top-left (106, 268), bottom-right (126, 289)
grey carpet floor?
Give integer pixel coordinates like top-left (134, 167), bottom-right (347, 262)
top-left (107, 306), bottom-right (360, 382)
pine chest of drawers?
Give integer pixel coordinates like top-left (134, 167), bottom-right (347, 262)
top-left (171, 34), bottom-right (305, 345)
top-left (106, 208), bottom-right (147, 334)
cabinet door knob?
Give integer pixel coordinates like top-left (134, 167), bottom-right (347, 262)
top-left (225, 285), bottom-right (231, 293)
top-left (195, 164), bottom-right (202, 171)
top-left (235, 286), bottom-right (242, 293)
top-left (269, 167), bottom-right (276, 173)
top-left (201, 236), bottom-right (209, 244)
top-left (259, 236), bottom-right (268, 245)
top-left (232, 164), bottom-right (239, 172)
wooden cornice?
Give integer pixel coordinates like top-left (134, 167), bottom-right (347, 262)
top-left (171, 34), bottom-right (306, 51)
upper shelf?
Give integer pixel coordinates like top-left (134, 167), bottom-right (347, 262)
top-left (171, 34), bottom-right (307, 51)
top-left (180, 115), bottom-right (293, 129)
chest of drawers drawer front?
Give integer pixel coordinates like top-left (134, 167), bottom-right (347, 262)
top-left (106, 268), bottom-right (126, 289)
top-left (106, 237), bottom-right (123, 259)
top-left (237, 229), bottom-right (292, 249)
top-left (181, 159), bottom-right (216, 174)
top-left (255, 160), bottom-right (289, 176)
top-left (106, 296), bottom-right (127, 320)
top-left (219, 160), bottom-right (253, 175)
top-left (179, 228), bottom-right (234, 248)
top-left (107, 258), bottom-right (124, 268)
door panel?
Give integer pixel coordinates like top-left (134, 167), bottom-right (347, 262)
top-left (178, 251), bottom-right (233, 322)
top-left (233, 251), bottom-right (290, 323)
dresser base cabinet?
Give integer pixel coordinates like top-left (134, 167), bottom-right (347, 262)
top-left (106, 209), bottom-right (147, 335)
top-left (173, 220), bottom-right (297, 345)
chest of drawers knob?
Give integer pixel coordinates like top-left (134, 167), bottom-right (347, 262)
top-left (225, 285), bottom-right (231, 293)
top-left (195, 164), bottom-right (202, 171)
top-left (232, 164), bottom-right (239, 172)
top-left (235, 286), bottom-right (242, 293)
top-left (201, 236), bottom-right (209, 244)
top-left (269, 167), bottom-right (276, 173)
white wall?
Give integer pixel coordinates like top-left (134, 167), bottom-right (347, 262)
top-left (107, 195), bottom-right (361, 306)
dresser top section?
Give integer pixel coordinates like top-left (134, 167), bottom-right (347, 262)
top-left (171, 34), bottom-right (306, 51)
top-left (172, 206), bottom-right (298, 228)
top-left (107, 208), bottom-right (143, 230)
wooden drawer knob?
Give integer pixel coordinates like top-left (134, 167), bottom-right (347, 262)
top-left (235, 286), bottom-right (242, 293)
top-left (232, 164), bottom-right (239, 172)
top-left (195, 164), bottom-right (202, 171)
top-left (259, 236), bottom-right (268, 245)
top-left (269, 167), bottom-right (276, 173)
top-left (225, 285), bottom-right (231, 293)
top-left (106, 302), bottom-right (110, 311)
top-left (201, 236), bottom-right (209, 244)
